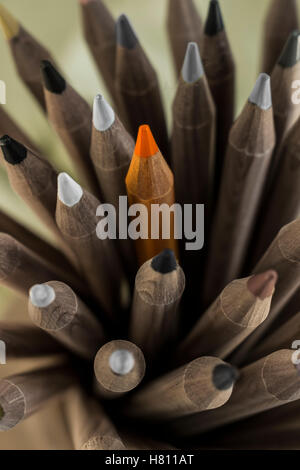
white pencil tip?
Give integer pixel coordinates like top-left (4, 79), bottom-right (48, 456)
top-left (29, 284), bottom-right (55, 308)
top-left (109, 349), bottom-right (135, 375)
top-left (57, 172), bottom-right (83, 207)
top-left (182, 42), bottom-right (204, 83)
top-left (93, 94), bottom-right (115, 131)
top-left (249, 73), bottom-right (272, 110)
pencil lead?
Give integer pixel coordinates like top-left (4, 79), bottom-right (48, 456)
top-left (0, 4), bottom-right (19, 40)
top-left (151, 249), bottom-right (177, 274)
top-left (278, 30), bottom-right (300, 68)
top-left (116, 14), bottom-right (138, 49)
top-left (249, 73), bottom-right (272, 110)
top-left (182, 42), bottom-right (204, 83)
top-left (247, 270), bottom-right (278, 300)
top-left (40, 60), bottom-right (66, 94)
top-left (109, 349), bottom-right (135, 376)
top-left (134, 125), bottom-right (159, 158)
top-left (57, 173), bottom-right (83, 207)
top-left (213, 364), bottom-right (239, 390)
top-left (204, 0), bottom-right (224, 36)
top-left (29, 284), bottom-right (55, 308)
top-left (93, 94), bottom-right (115, 131)
top-left (0, 135), bottom-right (27, 165)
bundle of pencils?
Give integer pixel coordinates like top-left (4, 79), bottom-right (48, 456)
top-left (1, 0), bottom-right (300, 451)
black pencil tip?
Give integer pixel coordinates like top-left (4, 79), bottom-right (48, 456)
top-left (204, 0), bottom-right (224, 36)
top-left (278, 30), bottom-right (300, 68)
top-left (151, 249), bottom-right (177, 274)
top-left (40, 60), bottom-right (66, 94)
top-left (0, 135), bottom-right (27, 165)
top-left (116, 14), bottom-right (138, 49)
top-left (213, 364), bottom-right (239, 390)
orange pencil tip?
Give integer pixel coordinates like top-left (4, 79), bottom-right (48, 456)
top-left (134, 125), bottom-right (159, 158)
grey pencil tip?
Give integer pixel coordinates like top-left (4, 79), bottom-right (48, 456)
top-left (213, 364), bottom-right (239, 390)
top-left (58, 173), bottom-right (83, 207)
top-left (182, 42), bottom-right (204, 83)
top-left (278, 30), bottom-right (300, 68)
top-left (116, 14), bottom-right (138, 49)
top-left (249, 73), bottom-right (272, 110)
top-left (93, 94), bottom-right (115, 131)
top-left (205, 0), bottom-right (224, 36)
top-left (151, 249), bottom-right (177, 274)
top-left (29, 284), bottom-right (56, 308)
top-left (109, 349), bottom-right (135, 376)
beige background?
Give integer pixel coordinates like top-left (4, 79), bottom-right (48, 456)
top-left (0, 0), bottom-right (298, 449)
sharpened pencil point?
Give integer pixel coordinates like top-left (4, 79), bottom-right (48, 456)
top-left (249, 73), bottom-right (272, 110)
top-left (278, 30), bottom-right (300, 68)
top-left (0, 135), bottom-right (27, 165)
top-left (29, 284), bottom-right (55, 308)
top-left (151, 249), bottom-right (177, 274)
top-left (116, 14), bottom-right (138, 49)
top-left (109, 349), bottom-right (135, 376)
top-left (93, 94), bottom-right (115, 131)
top-left (57, 173), bottom-right (83, 207)
top-left (182, 42), bottom-right (204, 83)
top-left (213, 364), bottom-right (239, 390)
top-left (40, 60), bottom-right (66, 94)
top-left (204, 0), bottom-right (224, 36)
top-left (0, 4), bottom-right (19, 40)
top-left (134, 125), bottom-right (159, 158)
top-left (247, 270), bottom-right (278, 300)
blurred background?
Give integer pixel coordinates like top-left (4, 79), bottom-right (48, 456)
top-left (0, 0), bottom-right (297, 449)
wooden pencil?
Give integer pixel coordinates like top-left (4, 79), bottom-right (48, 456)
top-left (41, 60), bottom-right (100, 196)
top-left (0, 135), bottom-right (78, 267)
top-left (56, 172), bottom-right (125, 320)
top-left (125, 357), bottom-right (237, 420)
top-left (0, 4), bottom-right (56, 110)
top-left (166, 0), bottom-right (202, 76)
top-left (0, 233), bottom-right (82, 297)
top-left (90, 94), bottom-right (136, 276)
top-left (115, 15), bottom-right (169, 159)
top-left (202, 0), bottom-right (235, 192)
top-left (94, 340), bottom-right (146, 399)
top-left (63, 387), bottom-right (126, 450)
top-left (203, 74), bottom-right (275, 307)
top-left (231, 218), bottom-right (300, 365)
top-left (171, 42), bottom-right (215, 210)
top-left (245, 312), bottom-right (300, 364)
top-left (0, 322), bottom-right (65, 359)
top-left (125, 125), bottom-right (179, 266)
top-left (171, 350), bottom-right (300, 436)
top-left (78, 0), bottom-right (116, 101)
top-left (28, 281), bottom-right (105, 360)
top-left (130, 249), bottom-right (185, 361)
top-left (0, 364), bottom-right (76, 431)
top-left (261, 0), bottom-right (299, 75)
top-left (177, 271), bottom-right (277, 364)
top-left (0, 106), bottom-right (38, 154)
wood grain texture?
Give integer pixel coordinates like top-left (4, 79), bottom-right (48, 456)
top-left (202, 29), bottom-right (235, 194)
top-left (0, 364), bottom-right (76, 431)
top-left (178, 273), bottom-right (276, 363)
top-left (79, 0), bottom-right (116, 101)
top-left (261, 0), bottom-right (299, 75)
top-left (232, 219), bottom-right (300, 365)
top-left (63, 387), bottom-right (125, 450)
top-left (28, 281), bottom-right (105, 360)
top-left (44, 83), bottom-right (100, 197)
top-left (130, 255), bottom-right (185, 361)
top-left (171, 350), bottom-right (300, 436)
top-left (166, 0), bottom-right (202, 75)
top-left (94, 340), bottom-right (146, 398)
top-left (56, 188), bottom-right (125, 320)
top-left (203, 99), bottom-right (275, 306)
top-left (125, 357), bottom-right (234, 420)
top-left (0, 322), bottom-right (65, 359)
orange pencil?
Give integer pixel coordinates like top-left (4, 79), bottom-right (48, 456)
top-left (125, 125), bottom-right (178, 265)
